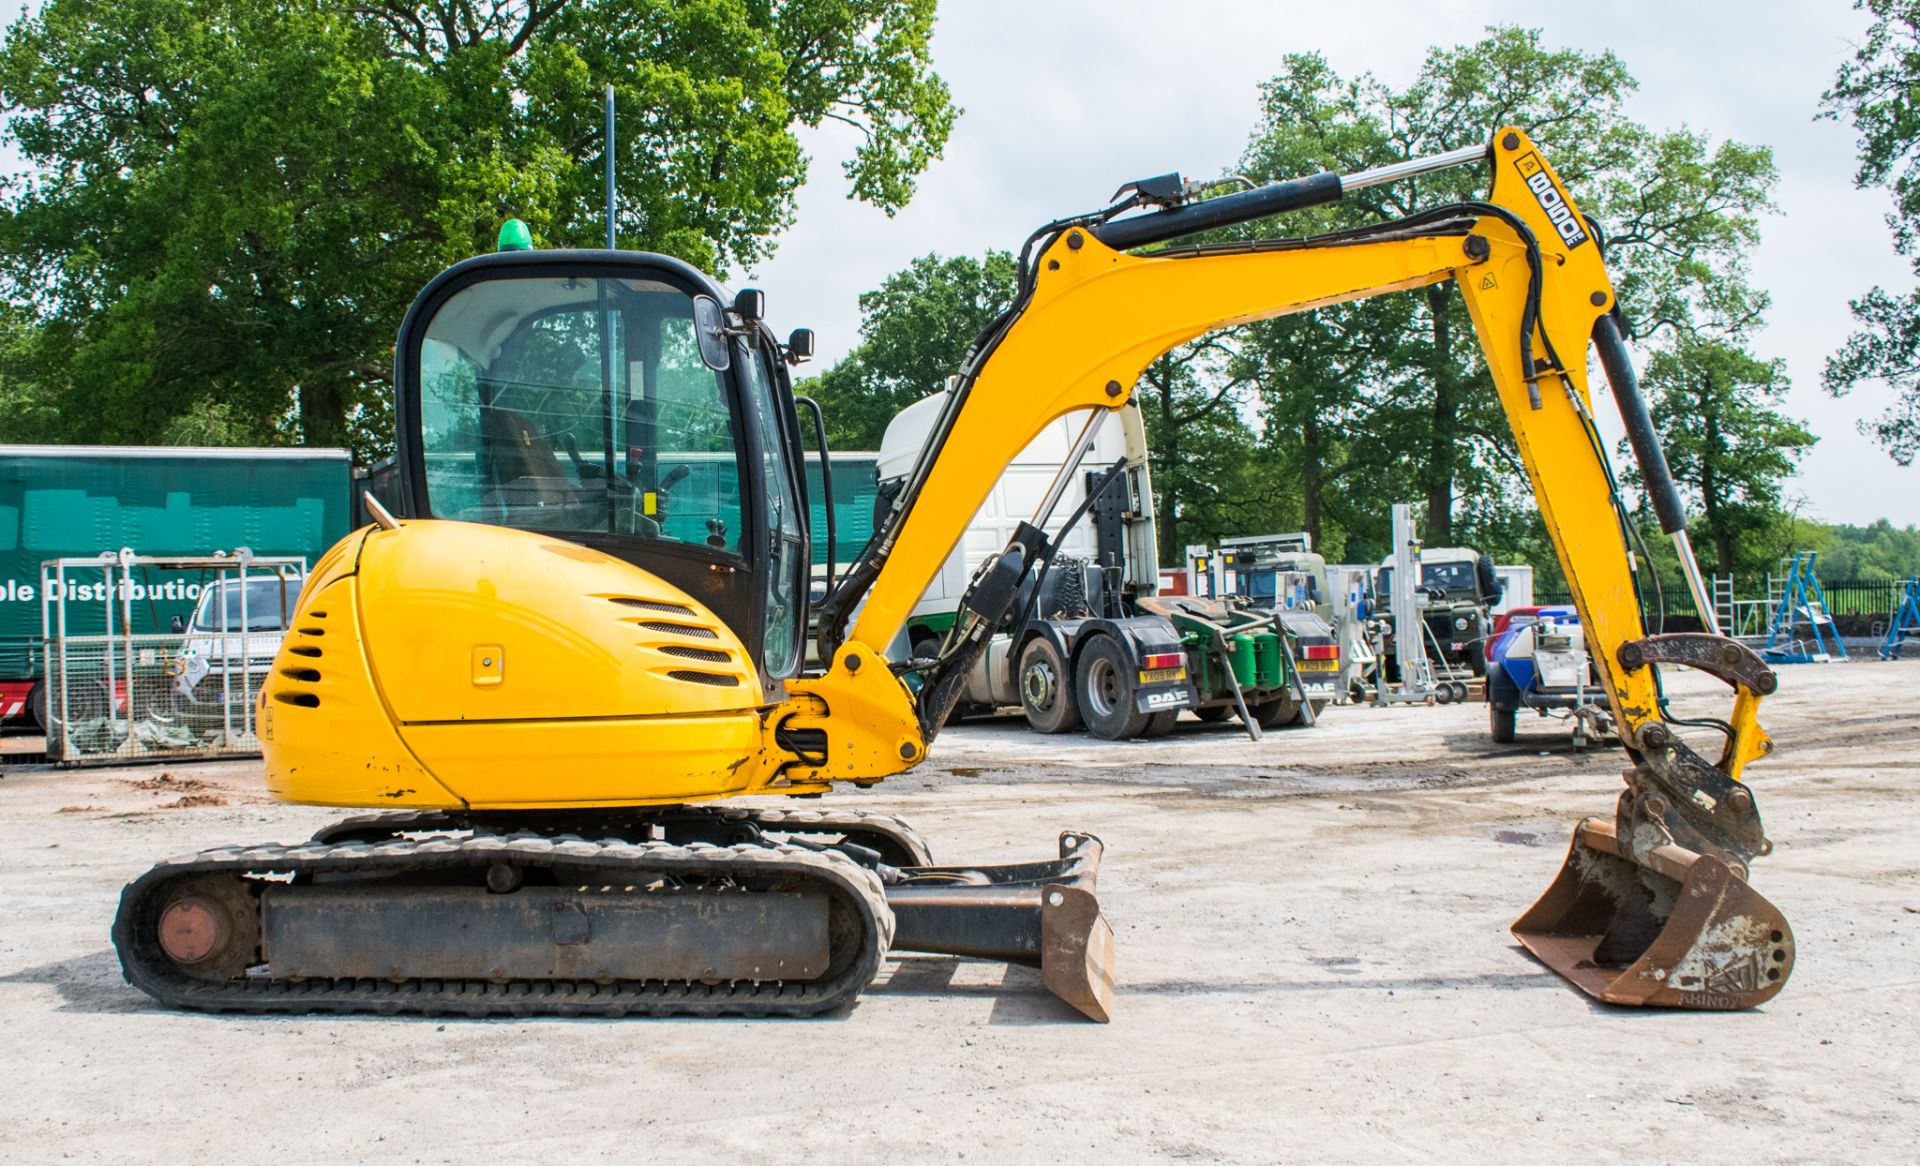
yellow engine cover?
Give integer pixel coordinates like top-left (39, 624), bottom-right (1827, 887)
top-left (261, 520), bottom-right (783, 810)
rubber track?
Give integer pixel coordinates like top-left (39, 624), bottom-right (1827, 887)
top-left (713, 807), bottom-right (935, 867)
top-left (114, 834), bottom-right (892, 1018)
top-left (311, 806), bottom-right (935, 867)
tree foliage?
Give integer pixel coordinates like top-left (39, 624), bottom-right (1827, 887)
top-left (1227, 28), bottom-right (1783, 571)
top-left (799, 250), bottom-right (1014, 450)
top-left (1640, 337), bottom-right (1815, 576)
top-left (1823, 0), bottom-right (1920, 463)
top-left (0, 0), bottom-right (956, 457)
top-left (1134, 343), bottom-right (1289, 562)
top-left (1803, 518), bottom-right (1920, 579)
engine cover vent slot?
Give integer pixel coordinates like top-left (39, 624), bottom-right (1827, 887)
top-left (658, 644), bottom-right (731, 664)
top-left (609, 597), bottom-right (697, 616)
top-left (638, 621), bottom-right (719, 640)
top-left (668, 670), bottom-right (740, 687)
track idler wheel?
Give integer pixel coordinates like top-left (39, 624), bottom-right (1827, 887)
top-left (1512, 820), bottom-right (1794, 1008)
top-left (154, 875), bottom-right (260, 982)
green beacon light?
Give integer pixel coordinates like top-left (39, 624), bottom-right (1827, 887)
top-left (496, 219), bottom-right (534, 252)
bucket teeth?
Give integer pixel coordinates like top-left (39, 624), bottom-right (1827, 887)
top-left (1513, 820), bottom-right (1794, 1009)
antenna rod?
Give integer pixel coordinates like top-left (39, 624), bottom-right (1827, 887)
top-left (604, 83), bottom-right (617, 250)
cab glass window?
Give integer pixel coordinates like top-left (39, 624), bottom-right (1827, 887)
top-left (740, 342), bottom-right (805, 677)
top-left (416, 276), bottom-right (744, 553)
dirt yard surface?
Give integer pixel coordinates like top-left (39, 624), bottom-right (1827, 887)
top-left (1, 662), bottom-right (1915, 1164)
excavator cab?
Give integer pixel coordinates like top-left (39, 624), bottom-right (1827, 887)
top-left (391, 250), bottom-right (809, 696)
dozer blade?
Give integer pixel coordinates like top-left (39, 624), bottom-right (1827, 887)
top-left (1042, 884), bottom-right (1116, 1023)
top-left (887, 831), bottom-right (1114, 1021)
top-left (1513, 819), bottom-right (1794, 1009)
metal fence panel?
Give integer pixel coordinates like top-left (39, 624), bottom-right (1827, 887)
top-left (43, 632), bottom-right (267, 763)
top-left (1541, 576), bottom-right (1917, 639)
top-left (39, 549), bottom-right (306, 765)
top-left (1818, 579), bottom-right (1907, 618)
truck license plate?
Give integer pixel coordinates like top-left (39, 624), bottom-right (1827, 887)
top-left (1297, 659), bottom-right (1339, 672)
top-left (1138, 667), bottom-right (1187, 684)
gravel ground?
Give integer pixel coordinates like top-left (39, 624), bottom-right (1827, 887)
top-left (0, 661), bottom-right (1915, 1164)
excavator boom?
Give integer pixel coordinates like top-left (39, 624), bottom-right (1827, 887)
top-left (801, 125), bottom-right (1790, 1008)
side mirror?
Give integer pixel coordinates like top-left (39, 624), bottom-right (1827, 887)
top-left (170, 614), bottom-right (185, 634)
top-left (785, 327), bottom-right (816, 364)
top-left (691, 296), bottom-right (732, 371)
top-left (734, 288), bottom-right (766, 325)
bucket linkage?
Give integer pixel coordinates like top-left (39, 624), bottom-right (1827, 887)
top-left (1514, 634), bottom-right (1794, 1009)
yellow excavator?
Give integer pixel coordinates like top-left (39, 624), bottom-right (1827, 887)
top-left (115, 128), bottom-right (1793, 1021)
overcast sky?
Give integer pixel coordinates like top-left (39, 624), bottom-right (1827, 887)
top-left (744, 0), bottom-right (1920, 528)
top-left (1, 1), bottom-right (1913, 525)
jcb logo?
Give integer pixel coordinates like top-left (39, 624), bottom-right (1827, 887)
top-left (1514, 152), bottom-right (1589, 250)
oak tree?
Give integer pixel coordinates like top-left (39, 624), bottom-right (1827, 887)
top-left (0, 0), bottom-right (956, 457)
top-left (1824, 0), bottom-right (1920, 463)
top-left (799, 250), bottom-right (1014, 450)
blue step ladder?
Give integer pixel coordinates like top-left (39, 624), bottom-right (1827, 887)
top-left (1882, 577), bottom-right (1920, 661)
top-left (1761, 552), bottom-right (1848, 664)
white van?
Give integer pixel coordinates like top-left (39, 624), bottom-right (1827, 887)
top-left (171, 574), bottom-right (304, 720)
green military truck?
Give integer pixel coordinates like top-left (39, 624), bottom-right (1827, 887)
top-left (1, 446), bottom-right (353, 730)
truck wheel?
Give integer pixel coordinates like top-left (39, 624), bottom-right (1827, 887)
top-left (1075, 636), bottom-right (1151, 740)
top-left (1247, 693), bottom-right (1300, 729)
top-left (1193, 704), bottom-right (1231, 724)
top-left (1490, 703), bottom-right (1517, 743)
top-left (1141, 710), bottom-right (1178, 738)
top-left (1018, 638), bottom-right (1081, 734)
top-left (25, 679), bottom-right (47, 733)
top-left (28, 677), bottom-right (108, 734)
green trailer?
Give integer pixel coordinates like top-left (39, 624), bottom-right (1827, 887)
top-left (805, 451), bottom-right (879, 575)
top-left (0, 445), bottom-right (353, 728)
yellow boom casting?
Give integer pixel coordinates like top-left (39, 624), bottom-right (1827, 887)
top-left (114, 128), bottom-right (1791, 1022)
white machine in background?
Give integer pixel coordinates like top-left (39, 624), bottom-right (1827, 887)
top-left (1485, 606), bottom-right (1612, 747)
top-left (879, 388), bottom-right (1157, 660)
top-left (1373, 504), bottom-right (1455, 705)
top-left (878, 389), bottom-right (1337, 739)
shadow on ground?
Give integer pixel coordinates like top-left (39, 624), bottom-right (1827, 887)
top-left (866, 955), bottom-right (1093, 1025)
top-left (0, 949), bottom-right (151, 1014)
